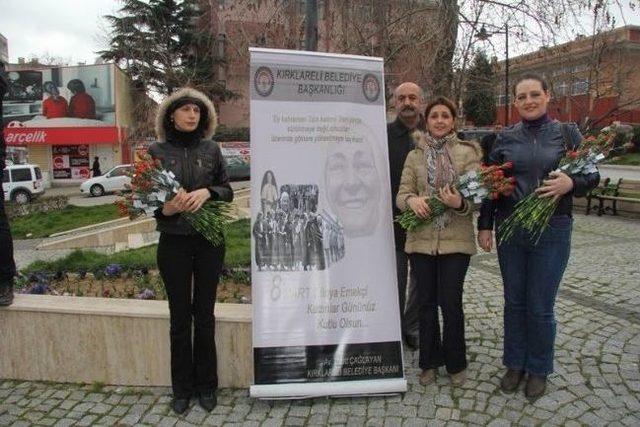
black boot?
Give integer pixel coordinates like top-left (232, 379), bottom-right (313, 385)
top-left (0, 282), bottom-right (14, 306)
top-left (525, 375), bottom-right (547, 401)
top-left (500, 368), bottom-right (524, 393)
top-left (171, 397), bottom-right (190, 414)
top-left (198, 391), bottom-right (217, 412)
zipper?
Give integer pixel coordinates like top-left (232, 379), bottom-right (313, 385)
top-left (531, 134), bottom-right (539, 193)
top-left (183, 147), bottom-right (191, 190)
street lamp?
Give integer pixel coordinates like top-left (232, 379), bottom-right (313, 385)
top-left (476, 22), bottom-right (509, 125)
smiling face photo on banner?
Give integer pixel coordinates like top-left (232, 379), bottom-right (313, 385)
top-left (324, 135), bottom-right (382, 237)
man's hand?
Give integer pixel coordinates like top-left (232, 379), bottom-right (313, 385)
top-left (407, 196), bottom-right (431, 219)
top-left (535, 170), bottom-right (574, 201)
top-left (477, 229), bottom-right (493, 252)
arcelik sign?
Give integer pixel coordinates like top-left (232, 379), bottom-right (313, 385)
top-left (3, 127), bottom-right (121, 146)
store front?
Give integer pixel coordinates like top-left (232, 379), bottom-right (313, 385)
top-left (4, 126), bottom-right (123, 186)
top-left (2, 63), bottom-right (140, 187)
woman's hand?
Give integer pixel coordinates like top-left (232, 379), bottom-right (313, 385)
top-left (408, 196), bottom-right (431, 219)
top-left (162, 188), bottom-right (188, 216)
top-left (535, 170), bottom-right (574, 201)
top-left (182, 188), bottom-right (211, 213)
top-left (477, 229), bottom-right (493, 252)
top-left (439, 185), bottom-right (463, 209)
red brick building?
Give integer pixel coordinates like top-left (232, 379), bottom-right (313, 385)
top-left (198, 0), bottom-right (445, 127)
top-left (494, 25), bottom-right (640, 129)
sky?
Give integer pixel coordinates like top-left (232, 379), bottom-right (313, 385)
top-left (0, 0), bottom-right (639, 65)
top-left (0, 0), bottom-right (119, 65)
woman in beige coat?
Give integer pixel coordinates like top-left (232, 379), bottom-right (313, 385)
top-left (396, 96), bottom-right (481, 387)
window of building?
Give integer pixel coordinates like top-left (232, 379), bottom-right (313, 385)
top-left (571, 79), bottom-right (589, 95)
top-left (554, 81), bottom-right (568, 97)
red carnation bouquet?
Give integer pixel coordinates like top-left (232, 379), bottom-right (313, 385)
top-left (497, 129), bottom-right (616, 244)
top-left (115, 153), bottom-right (234, 246)
top-left (396, 162), bottom-right (515, 231)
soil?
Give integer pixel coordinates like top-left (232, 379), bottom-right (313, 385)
top-left (20, 270), bottom-right (252, 304)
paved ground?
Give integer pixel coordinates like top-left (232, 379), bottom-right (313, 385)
top-left (598, 165), bottom-right (640, 181)
top-left (1, 213), bottom-right (639, 426)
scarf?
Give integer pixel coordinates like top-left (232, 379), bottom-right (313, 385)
top-left (424, 132), bottom-right (458, 230)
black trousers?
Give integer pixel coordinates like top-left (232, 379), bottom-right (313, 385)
top-left (410, 252), bottom-right (470, 374)
top-left (157, 232), bottom-right (225, 398)
top-left (0, 176), bottom-right (16, 286)
top-left (396, 250), bottom-right (419, 338)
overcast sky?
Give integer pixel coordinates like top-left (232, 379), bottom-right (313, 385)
top-left (1, 0), bottom-right (639, 65)
top-left (0, 0), bottom-right (118, 65)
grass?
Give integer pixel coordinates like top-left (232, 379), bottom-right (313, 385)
top-left (21, 218), bottom-right (251, 273)
top-left (10, 204), bottom-right (121, 239)
top-left (605, 152), bottom-right (640, 166)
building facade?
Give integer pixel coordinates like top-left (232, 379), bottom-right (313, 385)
top-left (199, 0), bottom-right (444, 127)
top-left (0, 34), bottom-right (8, 64)
top-left (2, 63), bottom-right (144, 186)
top-left (494, 25), bottom-right (640, 128)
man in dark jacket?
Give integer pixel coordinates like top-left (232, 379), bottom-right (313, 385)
top-left (388, 82), bottom-right (424, 349)
top-left (0, 61), bottom-right (16, 306)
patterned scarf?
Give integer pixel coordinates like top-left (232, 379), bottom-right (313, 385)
top-left (424, 132), bottom-right (458, 230)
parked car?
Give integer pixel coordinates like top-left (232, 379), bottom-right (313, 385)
top-left (220, 141), bottom-right (250, 180)
top-left (2, 163), bottom-right (45, 204)
top-left (80, 164), bottom-right (133, 197)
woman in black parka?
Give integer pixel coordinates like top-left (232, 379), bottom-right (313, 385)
top-left (149, 88), bottom-right (233, 414)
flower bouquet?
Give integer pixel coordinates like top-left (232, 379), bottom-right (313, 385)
top-left (497, 130), bottom-right (616, 244)
top-left (395, 162), bottom-right (515, 231)
top-left (115, 154), bottom-right (234, 246)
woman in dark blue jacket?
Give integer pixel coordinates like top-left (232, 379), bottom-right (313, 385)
top-left (477, 73), bottom-right (599, 400)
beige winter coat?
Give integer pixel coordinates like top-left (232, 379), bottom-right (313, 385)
top-left (396, 131), bottom-right (482, 256)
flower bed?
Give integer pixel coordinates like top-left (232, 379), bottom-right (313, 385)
top-left (6, 195), bottom-right (69, 220)
top-left (15, 265), bottom-right (251, 303)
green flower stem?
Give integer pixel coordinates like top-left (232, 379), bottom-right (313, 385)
top-left (395, 197), bottom-right (446, 231)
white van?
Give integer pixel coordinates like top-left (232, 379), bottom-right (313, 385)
top-left (2, 164), bottom-right (45, 204)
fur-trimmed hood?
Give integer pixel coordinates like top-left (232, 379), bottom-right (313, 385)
top-left (410, 129), bottom-right (482, 158)
top-left (154, 87), bottom-right (218, 142)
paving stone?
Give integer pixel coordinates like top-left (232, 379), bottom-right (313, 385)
top-left (1, 215), bottom-right (639, 426)
top-left (75, 414), bottom-right (98, 427)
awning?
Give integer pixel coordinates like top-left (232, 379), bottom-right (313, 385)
top-left (3, 126), bottom-right (123, 146)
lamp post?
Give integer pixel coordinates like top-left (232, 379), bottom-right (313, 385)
top-left (476, 22), bottom-right (510, 125)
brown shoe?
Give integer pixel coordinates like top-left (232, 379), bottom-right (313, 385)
top-left (500, 368), bottom-right (524, 393)
top-left (419, 369), bottom-right (436, 386)
top-left (450, 370), bottom-right (466, 386)
top-left (525, 375), bottom-right (547, 401)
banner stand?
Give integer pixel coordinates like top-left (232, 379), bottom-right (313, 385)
top-left (250, 47), bottom-right (407, 399)
top-left (250, 378), bottom-right (407, 399)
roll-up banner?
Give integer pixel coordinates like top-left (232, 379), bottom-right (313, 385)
top-left (249, 48), bottom-right (406, 398)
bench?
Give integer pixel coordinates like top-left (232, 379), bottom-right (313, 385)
top-left (586, 178), bottom-right (640, 216)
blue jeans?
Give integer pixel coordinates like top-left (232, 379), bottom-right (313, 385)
top-left (497, 215), bottom-right (572, 376)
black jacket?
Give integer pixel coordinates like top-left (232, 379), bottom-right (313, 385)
top-left (148, 138), bottom-right (233, 235)
top-left (478, 120), bottom-right (599, 230)
top-left (0, 64), bottom-right (7, 168)
top-left (388, 118), bottom-right (417, 251)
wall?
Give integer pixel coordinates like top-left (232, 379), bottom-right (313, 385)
top-left (0, 296), bottom-right (253, 388)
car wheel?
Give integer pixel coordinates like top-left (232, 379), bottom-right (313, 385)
top-left (90, 184), bottom-right (105, 197)
top-left (12, 189), bottom-right (31, 204)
